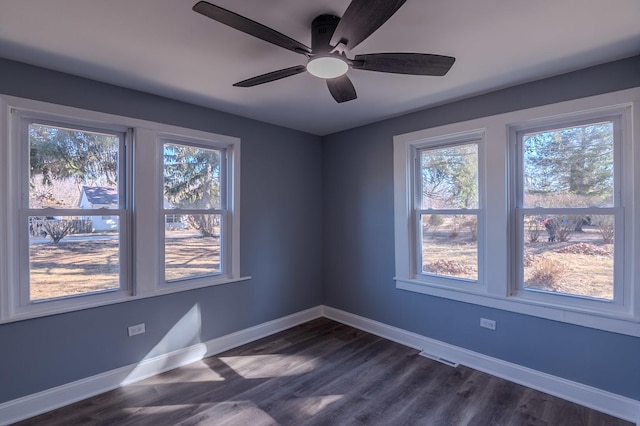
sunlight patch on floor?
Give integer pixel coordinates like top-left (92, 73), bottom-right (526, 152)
top-left (183, 400), bottom-right (279, 424)
top-left (219, 354), bottom-right (317, 379)
top-left (121, 402), bottom-right (212, 414)
top-left (141, 359), bottom-right (226, 384)
top-left (293, 394), bottom-right (344, 416)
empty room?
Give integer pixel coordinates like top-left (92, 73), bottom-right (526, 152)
top-left (0, 0), bottom-right (639, 425)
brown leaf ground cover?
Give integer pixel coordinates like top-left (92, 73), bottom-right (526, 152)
top-left (422, 224), bottom-right (613, 300)
top-left (29, 234), bottom-right (220, 301)
top-left (31, 226), bottom-right (613, 302)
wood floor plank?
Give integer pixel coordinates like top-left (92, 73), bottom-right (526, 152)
top-left (179, 332), bottom-right (385, 424)
top-left (157, 322), bottom-right (378, 425)
top-left (327, 354), bottom-right (448, 425)
top-left (15, 318), bottom-right (633, 426)
top-left (466, 377), bottom-right (527, 425)
top-left (381, 365), bottom-right (477, 425)
top-left (507, 387), bottom-right (550, 425)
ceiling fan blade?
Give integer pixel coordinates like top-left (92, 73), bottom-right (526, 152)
top-left (352, 53), bottom-right (455, 76)
top-left (330, 0), bottom-right (406, 50)
top-left (233, 66), bottom-right (307, 87)
top-left (193, 1), bottom-right (311, 55)
top-left (326, 75), bottom-right (357, 103)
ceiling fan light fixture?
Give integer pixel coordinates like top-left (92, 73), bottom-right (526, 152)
top-left (306, 55), bottom-right (349, 79)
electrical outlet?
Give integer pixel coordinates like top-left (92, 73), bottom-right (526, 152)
top-left (480, 318), bottom-right (496, 330)
top-left (128, 323), bottom-right (146, 336)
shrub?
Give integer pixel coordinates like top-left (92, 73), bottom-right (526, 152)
top-left (428, 214), bottom-right (444, 230)
top-left (189, 214), bottom-right (219, 237)
top-left (526, 218), bottom-right (542, 243)
top-left (448, 215), bottom-right (461, 239)
top-left (595, 217), bottom-right (614, 244)
top-left (428, 259), bottom-right (472, 275)
top-left (529, 257), bottom-right (563, 285)
top-left (41, 219), bottom-right (75, 244)
top-left (463, 217), bottom-right (477, 241)
top-left (555, 215), bottom-right (578, 242)
top-left (526, 193), bottom-right (611, 208)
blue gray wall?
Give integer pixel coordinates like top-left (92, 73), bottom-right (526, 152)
top-left (2, 54), bottom-right (640, 405)
top-left (322, 55), bottom-right (640, 400)
top-left (0, 58), bottom-right (324, 403)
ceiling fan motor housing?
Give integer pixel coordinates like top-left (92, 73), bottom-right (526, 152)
top-left (311, 15), bottom-right (340, 54)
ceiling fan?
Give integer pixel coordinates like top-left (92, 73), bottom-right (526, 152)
top-left (192, 0), bottom-right (455, 103)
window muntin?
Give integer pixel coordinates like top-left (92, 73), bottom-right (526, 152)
top-left (163, 142), bottom-right (225, 282)
top-left (416, 140), bottom-right (481, 283)
top-left (515, 119), bottom-right (620, 302)
top-left (23, 121), bottom-right (126, 303)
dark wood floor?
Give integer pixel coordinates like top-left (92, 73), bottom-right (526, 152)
top-left (16, 318), bottom-right (631, 425)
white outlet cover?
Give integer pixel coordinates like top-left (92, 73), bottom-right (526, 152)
top-left (480, 318), bottom-right (496, 330)
top-left (128, 323), bottom-right (146, 336)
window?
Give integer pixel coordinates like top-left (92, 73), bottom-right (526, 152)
top-left (0, 96), bottom-right (245, 323)
top-left (394, 88), bottom-right (639, 336)
top-left (416, 135), bottom-right (482, 285)
top-left (513, 118), bottom-right (622, 307)
top-left (163, 142), bottom-right (225, 282)
top-left (25, 122), bottom-right (127, 304)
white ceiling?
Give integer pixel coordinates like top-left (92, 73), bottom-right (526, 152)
top-left (0, 0), bottom-right (639, 135)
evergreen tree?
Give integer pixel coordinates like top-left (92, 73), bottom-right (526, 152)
top-left (163, 144), bottom-right (221, 236)
top-left (523, 123), bottom-right (613, 205)
top-left (29, 124), bottom-right (119, 189)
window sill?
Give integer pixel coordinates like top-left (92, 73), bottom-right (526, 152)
top-left (154, 275), bottom-right (252, 296)
top-left (395, 277), bottom-right (640, 337)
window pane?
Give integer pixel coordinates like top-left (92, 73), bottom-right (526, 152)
top-left (420, 144), bottom-right (478, 209)
top-left (523, 214), bottom-right (613, 300)
top-left (522, 122), bottom-right (614, 208)
top-left (421, 214), bottom-right (477, 280)
top-left (164, 144), bottom-right (222, 210)
top-left (29, 215), bottom-right (120, 301)
top-left (165, 214), bottom-right (221, 281)
top-left (29, 124), bottom-right (120, 209)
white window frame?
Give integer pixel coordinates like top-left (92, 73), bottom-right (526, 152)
top-left (160, 138), bottom-right (228, 284)
top-left (0, 95), bottom-right (248, 323)
top-left (12, 114), bottom-right (132, 318)
top-left (394, 88), bottom-right (640, 337)
top-left (510, 112), bottom-right (627, 315)
top-left (406, 131), bottom-right (485, 290)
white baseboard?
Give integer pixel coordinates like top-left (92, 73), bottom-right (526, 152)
top-left (2, 304), bottom-right (638, 426)
top-left (0, 306), bottom-right (322, 426)
top-left (321, 305), bottom-right (640, 425)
